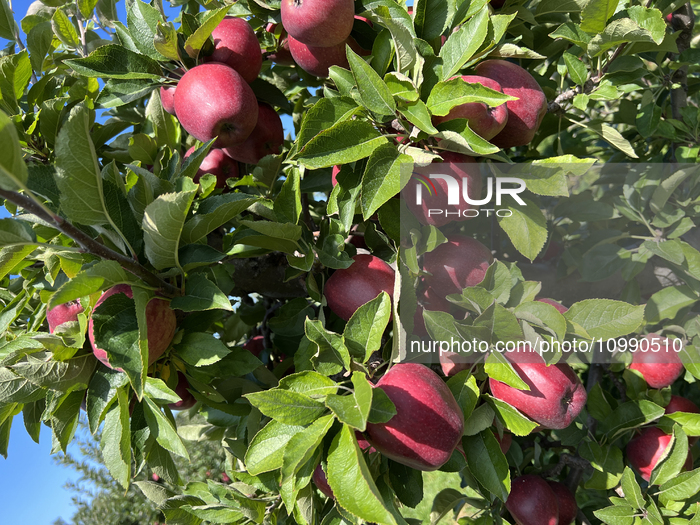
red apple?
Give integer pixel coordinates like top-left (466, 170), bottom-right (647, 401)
top-left (244, 335), bottom-right (265, 357)
top-left (547, 481), bottom-right (577, 525)
top-left (224, 103), bottom-right (284, 164)
top-left (537, 298), bottom-right (568, 314)
top-left (47, 301), bottom-right (83, 333)
top-left (324, 254), bottom-right (395, 321)
top-left (474, 60), bottom-right (548, 148)
top-left (629, 333), bottom-right (684, 389)
top-left (312, 464), bottom-right (334, 499)
top-left (626, 426), bottom-right (691, 481)
top-left (204, 17), bottom-right (262, 83)
top-left (506, 475), bottom-right (559, 525)
top-left (432, 76), bottom-right (509, 140)
top-left (355, 431), bottom-right (376, 453)
top-left (184, 146), bottom-right (239, 188)
top-left (331, 165), bottom-right (341, 186)
top-left (88, 285), bottom-right (177, 370)
top-left (491, 0), bottom-right (506, 7)
top-left (168, 372), bottom-right (197, 410)
top-left (281, 0), bottom-right (354, 48)
top-left (415, 285), bottom-right (453, 340)
top-left (174, 63), bottom-right (258, 148)
top-left (288, 35), bottom-right (349, 78)
top-left (365, 363), bottom-right (464, 471)
top-left (423, 235), bottom-right (493, 298)
top-left (666, 395), bottom-right (700, 415)
top-left (489, 351), bottom-right (587, 430)
top-left (403, 153), bottom-right (482, 227)
top-left (160, 85), bottom-right (177, 115)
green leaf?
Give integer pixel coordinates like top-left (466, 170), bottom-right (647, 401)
top-left (0, 51), bottom-right (32, 115)
top-left (620, 467), bottom-right (644, 509)
top-left (78, 0), bottom-right (99, 19)
top-left (347, 46), bottom-right (397, 117)
top-left (580, 441), bottom-right (625, 490)
top-left (305, 318), bottom-right (351, 376)
top-left (435, 119), bottom-right (500, 156)
top-left (599, 400), bottom-right (665, 440)
top-left (368, 387), bottom-right (396, 424)
top-left (414, 0), bottom-right (454, 41)
top-left (126, 0), bottom-right (165, 60)
top-left (146, 88), bottom-right (180, 151)
top-left (564, 299), bottom-right (645, 340)
top-left (343, 292), bottom-right (392, 362)
top-left (26, 22), bottom-right (53, 73)
top-left (49, 260), bottom-right (135, 310)
top-left (64, 45), bottom-right (164, 79)
top-left (143, 397), bottom-right (190, 459)
top-left (580, 0), bottom-right (619, 34)
top-left (563, 52), bottom-right (587, 85)
top-left (327, 425), bottom-right (397, 525)
top-left (181, 193), bottom-right (259, 244)
top-left (645, 285), bottom-right (697, 324)
top-left (446, 371), bottom-right (480, 421)
top-left (484, 352), bottom-right (529, 391)
top-left (568, 119), bottom-right (638, 158)
top-left (650, 425), bottom-right (688, 486)
top-left (427, 77), bottom-right (515, 117)
top-left (627, 6), bottom-right (666, 44)
top-left (86, 366), bottom-right (129, 434)
top-left (485, 395), bottom-right (538, 436)
top-left (99, 388), bottom-right (132, 489)
top-left (245, 389), bottom-right (327, 426)
top-left (587, 19), bottom-right (658, 57)
top-left (658, 469), bottom-right (700, 503)
top-left (0, 218), bottom-right (34, 247)
top-left (497, 197), bottom-right (548, 261)
top-left (183, 7), bottom-right (230, 58)
top-left (439, 6), bottom-right (489, 80)
top-left (51, 8), bottom-right (81, 49)
top-left (462, 430), bottom-right (510, 502)
top-left (0, 109), bottom-right (29, 191)
top-left (0, 0), bottom-right (17, 41)
top-left (325, 372), bottom-right (373, 431)
top-left (174, 332), bottom-right (233, 367)
top-left (593, 505), bottom-right (636, 525)
top-left (170, 274), bottom-right (233, 312)
top-left (399, 99), bottom-right (438, 134)
top-left (154, 22), bottom-right (179, 61)
top-left (296, 120), bottom-right (389, 169)
top-left (365, 5), bottom-right (417, 74)
top-left (143, 188), bottom-right (197, 271)
top-left (384, 72), bottom-right (419, 102)
top-left (295, 97), bottom-right (359, 151)
top-left (279, 372), bottom-right (338, 397)
top-left (361, 144), bottom-right (411, 220)
top-left (245, 420), bottom-right (307, 475)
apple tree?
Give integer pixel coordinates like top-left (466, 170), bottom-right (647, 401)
top-left (0, 0), bottom-right (699, 523)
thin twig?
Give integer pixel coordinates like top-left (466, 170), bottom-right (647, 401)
top-left (0, 189), bottom-right (180, 296)
top-left (75, 0), bottom-right (89, 56)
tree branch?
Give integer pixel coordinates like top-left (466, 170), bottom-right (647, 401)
top-left (670, 3), bottom-right (695, 121)
top-left (0, 189), bottom-right (180, 296)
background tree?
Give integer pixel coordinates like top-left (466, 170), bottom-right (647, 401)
top-left (0, 0), bottom-right (698, 524)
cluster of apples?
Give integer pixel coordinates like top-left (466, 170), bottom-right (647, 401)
top-left (160, 17), bottom-right (285, 187)
top-left (47, 286), bottom-right (196, 410)
top-left (626, 334), bottom-right (696, 481)
top-left (274, 0), bottom-right (367, 78)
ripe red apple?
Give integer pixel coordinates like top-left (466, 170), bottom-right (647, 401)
top-left (174, 63), bottom-right (258, 148)
top-left (629, 334), bottom-right (684, 389)
top-left (423, 235), bottom-right (493, 298)
top-left (626, 426), bottom-right (691, 481)
top-left (280, 0), bottom-right (354, 48)
top-left (244, 335), bottom-right (264, 357)
top-left (355, 431), bottom-right (376, 453)
top-left (184, 146), bottom-right (239, 188)
top-left (47, 301), bottom-right (83, 333)
top-left (506, 475), bottom-right (559, 525)
top-left (287, 35), bottom-right (349, 78)
top-left (324, 254), bottom-right (395, 321)
top-left (312, 464), bottom-right (334, 498)
top-left (88, 285), bottom-right (177, 370)
top-left (432, 76), bottom-right (508, 140)
top-left (224, 103), bottom-right (284, 164)
top-left (403, 153), bottom-right (482, 227)
top-left (331, 165), bottom-right (341, 186)
top-left (489, 351), bottom-right (587, 430)
top-left (491, 0), bottom-right (506, 7)
top-left (537, 298), bottom-right (568, 314)
top-left (204, 17), bottom-right (262, 84)
top-left (474, 60), bottom-right (547, 148)
top-left (160, 85), bottom-right (177, 115)
top-left (666, 395), bottom-right (700, 415)
top-left (168, 372), bottom-right (197, 410)
top-left (365, 363), bottom-right (464, 471)
top-left (547, 481), bottom-right (577, 525)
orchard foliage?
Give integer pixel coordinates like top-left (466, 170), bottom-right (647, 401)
top-left (0, 0), bottom-right (698, 523)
